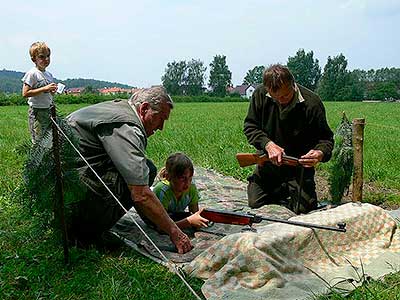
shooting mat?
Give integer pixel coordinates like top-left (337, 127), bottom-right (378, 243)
top-left (111, 167), bottom-right (400, 300)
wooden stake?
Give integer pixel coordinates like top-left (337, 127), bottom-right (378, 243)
top-left (352, 118), bottom-right (365, 202)
top-left (50, 105), bottom-right (69, 264)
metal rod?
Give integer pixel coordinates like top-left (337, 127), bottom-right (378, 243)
top-left (295, 166), bottom-right (304, 214)
top-left (260, 215), bottom-right (346, 232)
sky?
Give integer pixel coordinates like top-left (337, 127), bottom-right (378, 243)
top-left (1, 0), bottom-right (399, 88)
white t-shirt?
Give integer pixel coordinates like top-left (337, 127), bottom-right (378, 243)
top-left (21, 67), bottom-right (54, 108)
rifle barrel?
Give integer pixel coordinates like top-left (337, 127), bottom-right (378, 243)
top-left (260, 216), bottom-right (346, 232)
top-left (202, 208), bottom-right (346, 232)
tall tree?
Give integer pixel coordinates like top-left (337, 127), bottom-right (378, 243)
top-left (287, 49), bottom-right (321, 91)
top-left (185, 59), bottom-right (206, 96)
top-left (208, 55), bottom-right (232, 96)
top-left (243, 65), bottom-right (264, 85)
top-left (335, 72), bottom-right (365, 101)
top-left (317, 54), bottom-right (350, 101)
top-left (161, 59), bottom-right (206, 95)
top-left (161, 61), bottom-right (187, 95)
top-left (352, 67), bottom-right (400, 100)
top-left (367, 82), bottom-right (399, 100)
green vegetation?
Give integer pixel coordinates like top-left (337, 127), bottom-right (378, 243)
top-left (160, 50), bottom-right (400, 100)
top-left (0, 70), bottom-right (25, 93)
top-left (328, 113), bottom-right (353, 204)
top-left (242, 65), bottom-right (264, 86)
top-left (0, 69), bottom-right (133, 94)
top-left (162, 59), bottom-right (206, 96)
top-left (3, 49), bottom-right (400, 101)
top-left (325, 102), bottom-right (400, 192)
top-left (287, 49), bottom-right (321, 91)
top-left (0, 93), bottom-right (245, 106)
top-left (147, 102), bottom-right (400, 195)
top-left (1, 102), bottom-right (400, 299)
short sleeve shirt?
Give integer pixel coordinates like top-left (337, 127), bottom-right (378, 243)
top-left (96, 122), bottom-right (149, 185)
top-left (21, 67), bottom-right (54, 108)
top-left (153, 180), bottom-right (199, 213)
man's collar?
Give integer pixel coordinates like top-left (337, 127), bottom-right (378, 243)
top-left (266, 83), bottom-right (305, 103)
top-left (296, 84), bottom-right (305, 103)
top-left (127, 100), bottom-right (145, 127)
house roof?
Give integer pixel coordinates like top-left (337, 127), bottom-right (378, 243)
top-left (66, 87), bottom-right (84, 93)
top-left (231, 84), bottom-right (257, 95)
top-left (98, 87), bottom-right (132, 94)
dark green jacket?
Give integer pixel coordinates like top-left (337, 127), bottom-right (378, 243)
top-left (67, 99), bottom-right (148, 183)
top-left (244, 84), bottom-right (334, 162)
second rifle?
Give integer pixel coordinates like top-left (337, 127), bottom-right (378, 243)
top-left (236, 152), bottom-right (299, 168)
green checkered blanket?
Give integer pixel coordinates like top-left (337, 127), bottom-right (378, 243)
top-left (112, 167), bottom-right (400, 300)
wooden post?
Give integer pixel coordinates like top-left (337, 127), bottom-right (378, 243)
top-left (50, 105), bottom-right (69, 264)
top-left (352, 118), bottom-right (365, 202)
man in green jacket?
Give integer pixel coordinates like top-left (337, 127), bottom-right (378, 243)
top-left (66, 87), bottom-right (192, 253)
top-left (244, 64), bottom-right (334, 214)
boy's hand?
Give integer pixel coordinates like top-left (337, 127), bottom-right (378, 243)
top-left (45, 83), bottom-right (58, 94)
top-left (187, 208), bottom-right (209, 228)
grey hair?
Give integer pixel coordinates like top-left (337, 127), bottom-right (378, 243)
top-left (128, 86), bottom-right (174, 111)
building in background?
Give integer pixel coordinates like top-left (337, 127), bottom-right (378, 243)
top-left (230, 84), bottom-right (257, 99)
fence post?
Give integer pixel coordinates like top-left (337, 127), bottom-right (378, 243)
top-left (352, 118), bottom-right (365, 202)
top-left (50, 105), bottom-right (69, 264)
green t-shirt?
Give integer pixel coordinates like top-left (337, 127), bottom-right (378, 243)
top-left (153, 180), bottom-right (199, 213)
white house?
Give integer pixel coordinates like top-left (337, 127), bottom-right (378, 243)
top-left (230, 84), bottom-right (257, 99)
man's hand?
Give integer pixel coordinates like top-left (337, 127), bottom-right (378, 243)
top-left (187, 208), bottom-right (209, 228)
top-left (265, 141), bottom-right (285, 165)
top-left (170, 228), bottom-right (193, 254)
top-left (299, 150), bottom-right (324, 167)
top-left (129, 184), bottom-right (193, 254)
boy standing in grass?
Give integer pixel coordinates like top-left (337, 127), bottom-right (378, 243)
top-left (22, 41), bottom-right (57, 143)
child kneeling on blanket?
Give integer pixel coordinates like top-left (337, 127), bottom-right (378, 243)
top-left (153, 152), bottom-right (209, 229)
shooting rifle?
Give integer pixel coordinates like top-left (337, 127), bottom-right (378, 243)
top-left (236, 153), bottom-right (306, 213)
top-left (200, 208), bottom-right (346, 232)
top-left (236, 152), bottom-right (299, 168)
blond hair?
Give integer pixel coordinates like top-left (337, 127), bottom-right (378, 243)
top-left (29, 42), bottom-right (51, 61)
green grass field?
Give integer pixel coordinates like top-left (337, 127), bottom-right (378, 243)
top-left (1, 102), bottom-right (400, 299)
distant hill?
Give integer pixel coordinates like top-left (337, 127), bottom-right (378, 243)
top-left (0, 68), bottom-right (134, 93)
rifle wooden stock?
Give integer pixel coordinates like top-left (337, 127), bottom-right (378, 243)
top-left (200, 208), bottom-right (346, 232)
top-left (201, 208), bottom-right (252, 226)
top-left (236, 153), bottom-right (299, 167)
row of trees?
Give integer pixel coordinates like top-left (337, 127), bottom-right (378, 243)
top-left (161, 50), bottom-right (400, 101)
top-left (161, 55), bottom-right (232, 97)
